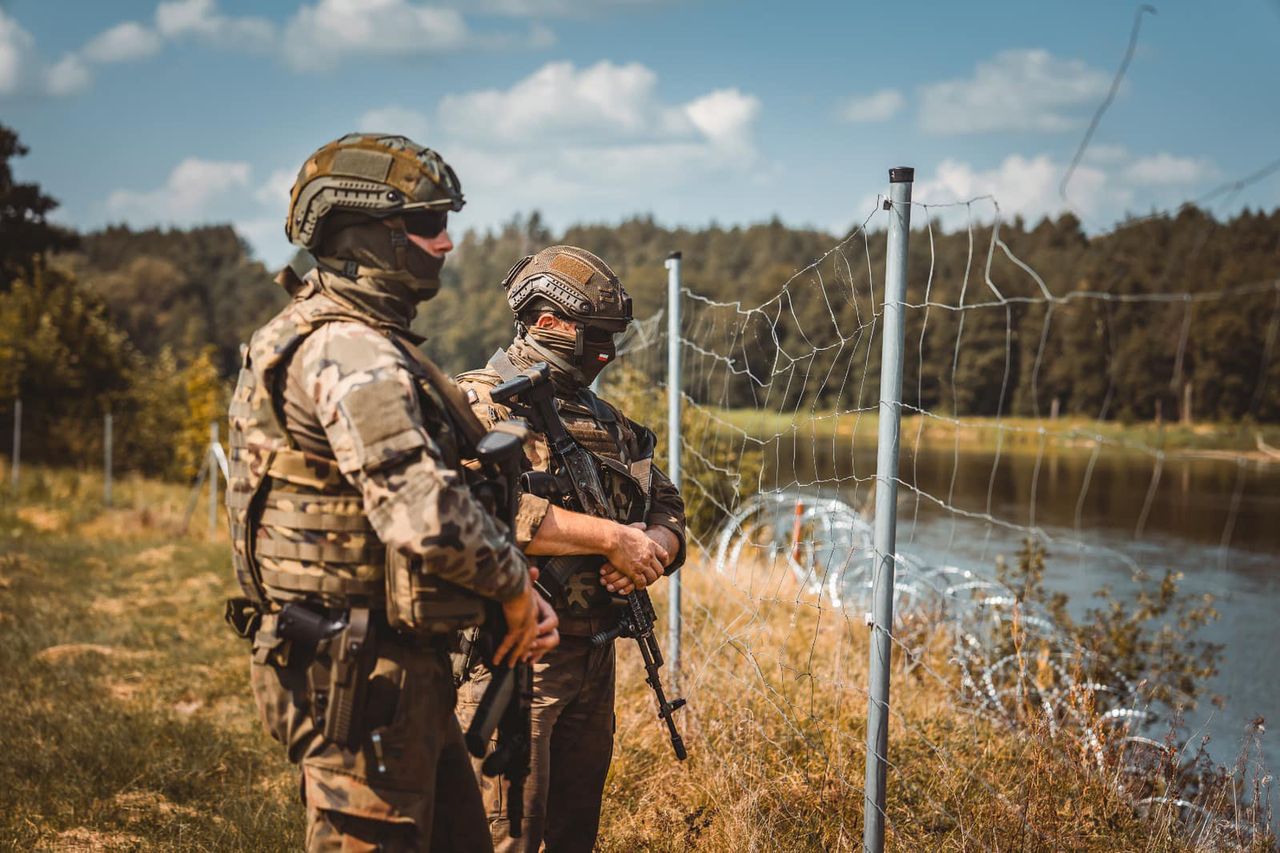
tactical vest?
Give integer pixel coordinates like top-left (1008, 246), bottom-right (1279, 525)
top-left (461, 352), bottom-right (656, 627)
top-left (226, 291), bottom-right (471, 618)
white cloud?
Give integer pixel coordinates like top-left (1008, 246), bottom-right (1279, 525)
top-left (44, 55), bottom-right (92, 96)
top-left (450, 0), bottom-right (662, 14)
top-left (358, 106), bottom-right (434, 144)
top-left (107, 158), bottom-right (252, 221)
top-left (1123, 152), bottom-right (1217, 186)
top-left (154, 0), bottom-right (275, 49)
top-left (838, 89), bottom-right (904, 123)
top-left (81, 21), bottom-right (163, 64)
top-left (0, 10), bottom-right (35, 95)
top-left (1081, 143), bottom-right (1129, 166)
top-left (919, 49), bottom-right (1111, 135)
top-left (900, 148), bottom-right (1224, 234)
top-left (437, 60), bottom-right (761, 155)
top-left (254, 167), bottom-right (298, 209)
top-left (440, 61), bottom-right (675, 143)
top-left (912, 154), bottom-right (1115, 227)
top-left (282, 0), bottom-right (469, 71)
top-left (0, 9), bottom-right (90, 97)
top-left (684, 88), bottom-right (760, 155)
top-left (423, 61), bottom-right (765, 230)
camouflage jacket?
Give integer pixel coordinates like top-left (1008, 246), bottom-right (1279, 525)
top-left (226, 281), bottom-right (527, 616)
top-left (456, 352), bottom-right (686, 636)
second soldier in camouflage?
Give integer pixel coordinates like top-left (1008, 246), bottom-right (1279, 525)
top-left (455, 246), bottom-right (687, 852)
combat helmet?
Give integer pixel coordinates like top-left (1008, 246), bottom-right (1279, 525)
top-left (501, 245), bottom-right (633, 387)
top-left (501, 245), bottom-right (633, 332)
top-left (286, 133), bottom-right (464, 250)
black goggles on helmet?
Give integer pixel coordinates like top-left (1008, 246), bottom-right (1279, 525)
top-left (551, 314), bottom-right (618, 344)
top-left (401, 209), bottom-right (448, 238)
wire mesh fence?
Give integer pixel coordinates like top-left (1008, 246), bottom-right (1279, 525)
top-left (599, 183), bottom-right (1278, 848)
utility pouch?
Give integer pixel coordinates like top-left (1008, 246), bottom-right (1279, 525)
top-left (385, 549), bottom-right (486, 637)
top-left (225, 597), bottom-right (261, 641)
top-left (323, 607), bottom-right (373, 748)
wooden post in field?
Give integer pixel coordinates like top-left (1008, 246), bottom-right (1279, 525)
top-left (103, 413), bottom-right (113, 507)
top-left (10, 400), bottom-right (20, 497)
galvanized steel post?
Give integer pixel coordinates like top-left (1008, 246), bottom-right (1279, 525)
top-left (862, 167), bottom-right (913, 853)
top-left (104, 413), bottom-right (113, 506)
top-left (208, 421), bottom-right (220, 538)
top-left (664, 251), bottom-right (683, 685)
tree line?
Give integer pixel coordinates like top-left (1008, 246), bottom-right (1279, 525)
top-left (2, 122), bottom-right (1277, 480)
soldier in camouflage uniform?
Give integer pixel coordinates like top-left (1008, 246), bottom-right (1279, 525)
top-left (455, 246), bottom-right (687, 852)
top-left (225, 133), bottom-right (557, 852)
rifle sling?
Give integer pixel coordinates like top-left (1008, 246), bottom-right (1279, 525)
top-left (391, 335), bottom-right (488, 451)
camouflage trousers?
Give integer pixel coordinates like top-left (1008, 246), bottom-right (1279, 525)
top-left (251, 632), bottom-right (492, 852)
top-left (456, 635), bottom-right (616, 853)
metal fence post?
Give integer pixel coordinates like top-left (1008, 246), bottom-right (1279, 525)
top-left (103, 413), bottom-right (113, 506)
top-left (664, 251), bottom-right (683, 686)
top-left (862, 167), bottom-right (913, 853)
top-left (10, 400), bottom-right (20, 497)
top-left (208, 421), bottom-right (219, 538)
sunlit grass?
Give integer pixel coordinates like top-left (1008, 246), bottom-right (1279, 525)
top-left (0, 466), bottom-right (1263, 850)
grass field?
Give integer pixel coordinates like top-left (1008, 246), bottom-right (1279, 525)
top-left (0, 467), bottom-right (1247, 850)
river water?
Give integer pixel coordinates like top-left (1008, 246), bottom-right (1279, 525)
top-left (763, 436), bottom-right (1279, 785)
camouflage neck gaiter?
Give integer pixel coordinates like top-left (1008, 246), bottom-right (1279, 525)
top-left (507, 326), bottom-right (616, 394)
top-left (312, 219), bottom-right (444, 333)
top-left (507, 331), bottom-right (582, 396)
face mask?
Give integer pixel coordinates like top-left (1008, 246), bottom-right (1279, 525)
top-left (318, 219), bottom-right (444, 304)
top-left (526, 324), bottom-right (617, 386)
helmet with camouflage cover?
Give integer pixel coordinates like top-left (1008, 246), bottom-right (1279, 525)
top-left (286, 133), bottom-right (464, 249)
top-left (501, 245), bottom-right (633, 388)
top-left (501, 245), bottom-right (633, 332)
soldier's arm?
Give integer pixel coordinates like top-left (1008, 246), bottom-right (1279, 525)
top-left (617, 411), bottom-right (687, 573)
top-left (645, 464), bottom-right (687, 573)
top-left (458, 376), bottom-right (551, 549)
top-left (301, 324), bottom-right (527, 603)
top-left (459, 375), bottom-right (667, 590)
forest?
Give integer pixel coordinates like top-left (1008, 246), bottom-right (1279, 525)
top-left (2, 123), bottom-right (1278, 479)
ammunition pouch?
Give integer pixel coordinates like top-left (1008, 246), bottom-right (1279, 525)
top-left (384, 549), bottom-right (486, 638)
top-left (224, 597), bottom-right (261, 641)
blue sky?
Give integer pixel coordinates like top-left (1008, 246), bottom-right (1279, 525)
top-left (2, 0), bottom-right (1278, 267)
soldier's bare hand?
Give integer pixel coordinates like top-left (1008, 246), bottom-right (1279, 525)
top-left (599, 562), bottom-right (633, 595)
top-left (602, 524), bottom-right (678, 593)
top-left (644, 525), bottom-right (680, 569)
top-left (530, 593), bottom-right (559, 662)
top-left (602, 522), bottom-right (666, 593)
top-left (496, 580), bottom-right (539, 666)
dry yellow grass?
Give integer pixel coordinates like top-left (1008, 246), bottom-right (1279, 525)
top-left (601, 560), bottom-right (1209, 851)
top-left (0, 467), bottom-right (1263, 850)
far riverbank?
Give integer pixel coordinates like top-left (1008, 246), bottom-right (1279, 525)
top-left (710, 409), bottom-right (1280, 464)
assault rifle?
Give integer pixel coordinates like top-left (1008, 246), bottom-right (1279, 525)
top-left (490, 362), bottom-right (687, 761)
top-left (463, 427), bottom-right (534, 838)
